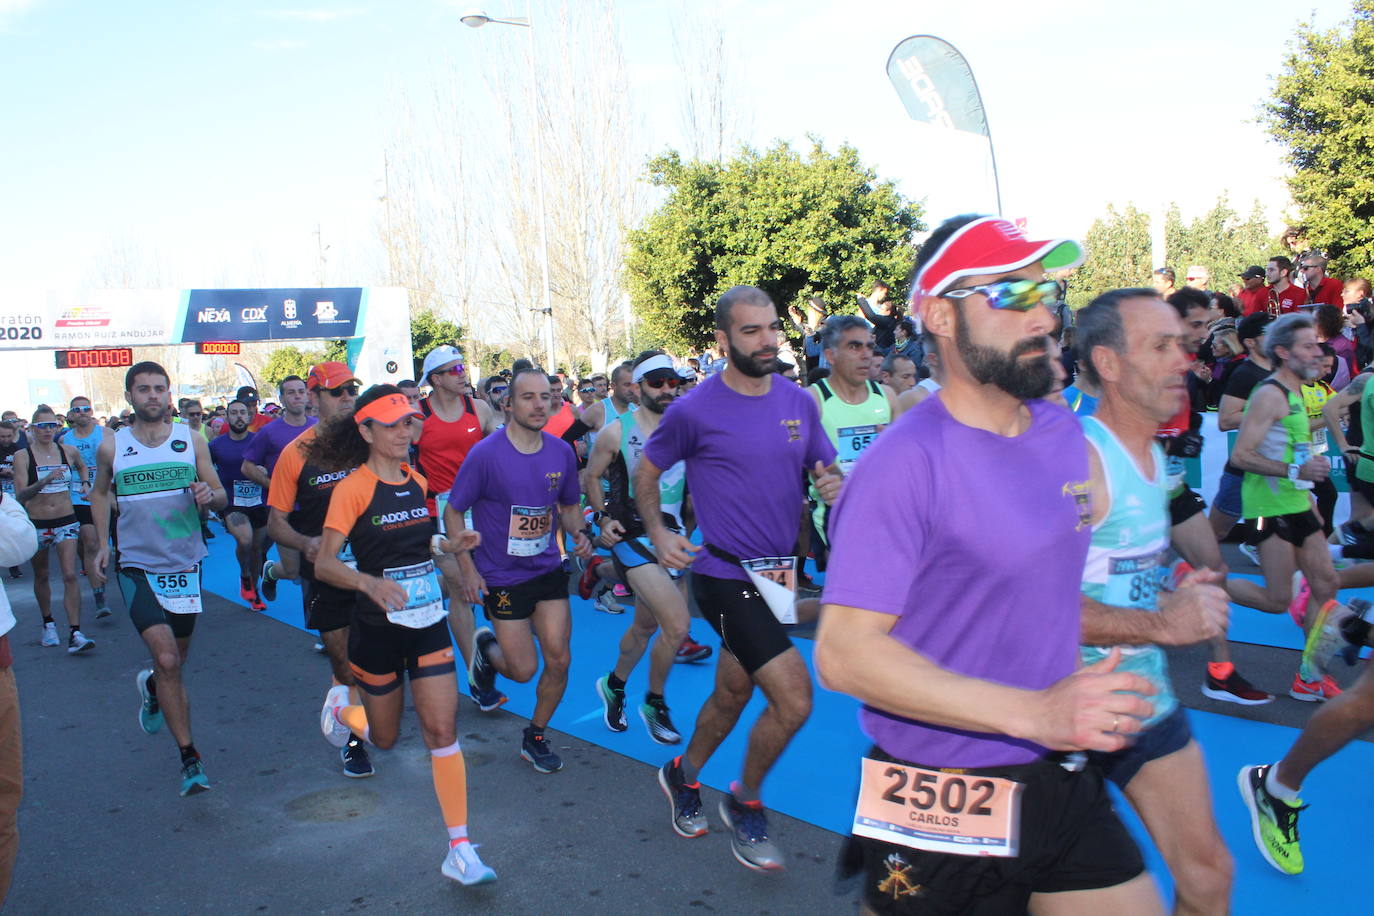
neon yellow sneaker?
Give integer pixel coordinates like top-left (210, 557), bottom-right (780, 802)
top-left (1238, 764), bottom-right (1305, 875)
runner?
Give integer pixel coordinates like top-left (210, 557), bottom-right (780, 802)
top-left (560, 362), bottom-right (637, 455)
top-left (817, 215), bottom-right (1162, 913)
top-left (64, 396), bottom-right (112, 618)
top-left (411, 344), bottom-right (505, 712)
top-left (582, 350), bottom-right (701, 745)
top-left (641, 285), bottom-right (842, 871)
top-left (1230, 314), bottom-right (1344, 700)
top-left (221, 385), bottom-right (272, 436)
top-left (1074, 289), bottom-right (1235, 913)
top-left (89, 361), bottom-right (227, 795)
top-left (209, 400), bottom-right (268, 611)
top-left (807, 315), bottom-right (899, 553)
top-left (243, 375), bottom-right (316, 601)
top-left (0, 423), bottom-right (20, 580)
top-left (311, 384), bottom-right (496, 886)
top-left (1209, 311), bottom-right (1274, 544)
top-left (447, 368), bottom-right (593, 774)
top-left (11, 406), bottom-right (94, 653)
top-left (878, 352), bottom-right (917, 395)
top-left (266, 361), bottom-right (375, 778)
top-left (896, 347), bottom-right (942, 411)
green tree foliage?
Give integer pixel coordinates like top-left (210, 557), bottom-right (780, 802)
top-left (1265, 0), bottom-right (1374, 274)
top-left (1066, 204), bottom-right (1152, 308)
top-left (261, 345), bottom-right (319, 390)
top-left (408, 310), bottom-right (465, 379)
top-left (625, 140), bottom-right (924, 352)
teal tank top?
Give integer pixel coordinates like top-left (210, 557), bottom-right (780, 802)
top-left (1079, 416), bottom-right (1176, 727)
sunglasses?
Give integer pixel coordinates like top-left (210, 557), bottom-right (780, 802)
top-left (488, 385), bottom-right (509, 396)
top-left (643, 377), bottom-right (682, 390)
top-left (578, 386), bottom-right (594, 393)
top-left (943, 279), bottom-right (1061, 312)
top-left (70, 406), bottom-right (93, 413)
top-left (435, 364), bottom-right (466, 376)
top-left (33, 421), bottom-right (61, 429)
top-left (323, 384), bottom-right (360, 398)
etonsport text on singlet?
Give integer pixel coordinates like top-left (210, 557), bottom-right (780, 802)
top-left (112, 424), bottom-right (207, 573)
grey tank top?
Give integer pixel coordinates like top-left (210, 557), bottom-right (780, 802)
top-left (112, 424), bottom-right (208, 573)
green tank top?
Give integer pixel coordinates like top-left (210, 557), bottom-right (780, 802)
top-left (810, 379), bottom-right (890, 544)
top-left (621, 411), bottom-right (685, 532)
top-left (1240, 379), bottom-right (1314, 519)
top-left (1078, 417), bottom-right (1176, 727)
top-left (1357, 378), bottom-right (1374, 484)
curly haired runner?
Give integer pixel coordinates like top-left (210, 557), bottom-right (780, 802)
top-left (311, 384), bottom-right (495, 887)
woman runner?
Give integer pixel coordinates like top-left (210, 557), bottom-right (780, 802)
top-left (311, 385), bottom-right (495, 886)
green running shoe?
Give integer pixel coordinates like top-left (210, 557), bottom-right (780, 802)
top-left (136, 669), bottom-right (163, 735)
top-left (1237, 764), bottom-right (1305, 875)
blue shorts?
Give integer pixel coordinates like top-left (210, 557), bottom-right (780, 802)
top-left (610, 536), bottom-right (682, 581)
top-left (1089, 705), bottom-right (1192, 789)
top-left (1212, 470), bottom-right (1243, 518)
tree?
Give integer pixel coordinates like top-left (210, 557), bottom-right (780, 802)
top-left (262, 346), bottom-right (321, 390)
top-left (1265, 0), bottom-right (1374, 275)
top-left (409, 310), bottom-right (465, 380)
top-left (1066, 205), bottom-right (1153, 308)
top-left (625, 140), bottom-right (924, 352)
top-left (1162, 197), bottom-right (1277, 293)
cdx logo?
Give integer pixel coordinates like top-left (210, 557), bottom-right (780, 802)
top-left (197, 308), bottom-right (231, 323)
top-left (241, 307), bottom-right (267, 322)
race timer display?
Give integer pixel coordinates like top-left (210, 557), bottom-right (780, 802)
top-left (194, 341), bottom-right (241, 356)
top-left (54, 348), bottom-right (135, 370)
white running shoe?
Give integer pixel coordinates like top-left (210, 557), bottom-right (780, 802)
top-left (1239, 542), bottom-right (1261, 566)
top-left (41, 622), bottom-right (59, 647)
top-left (67, 630), bottom-right (94, 654)
top-left (441, 842), bottom-right (497, 885)
top-left (592, 582), bottom-right (624, 614)
top-left (320, 686), bottom-right (351, 748)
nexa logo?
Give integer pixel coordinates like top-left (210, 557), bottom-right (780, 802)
top-left (241, 307), bottom-right (267, 322)
top-left (197, 308), bottom-right (231, 323)
top-left (372, 508), bottom-right (428, 525)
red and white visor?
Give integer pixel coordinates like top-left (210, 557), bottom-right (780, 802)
top-left (911, 217), bottom-right (1085, 307)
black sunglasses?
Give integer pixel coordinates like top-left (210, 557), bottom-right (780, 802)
top-left (324, 384), bottom-right (360, 398)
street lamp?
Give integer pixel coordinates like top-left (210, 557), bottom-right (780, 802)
top-left (460, 7), bottom-right (557, 375)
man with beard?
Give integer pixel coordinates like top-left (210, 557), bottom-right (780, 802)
top-left (90, 362), bottom-right (227, 796)
top-left (816, 216), bottom-right (1163, 914)
top-left (209, 400), bottom-right (268, 610)
top-left (243, 376), bottom-right (316, 602)
top-left (1231, 314), bottom-right (1345, 701)
top-left (639, 285), bottom-right (842, 871)
top-left (584, 350), bottom-right (705, 745)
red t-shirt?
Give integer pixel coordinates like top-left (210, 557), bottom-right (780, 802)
top-left (544, 401), bottom-right (576, 438)
top-left (1269, 284), bottom-right (1307, 315)
top-left (1308, 276), bottom-right (1343, 307)
top-left (1237, 286), bottom-right (1269, 316)
top-left (219, 413), bottom-right (272, 436)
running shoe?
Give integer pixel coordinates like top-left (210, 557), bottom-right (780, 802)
top-left (94, 590), bottom-right (110, 618)
top-left (7, 567), bottom-right (21, 580)
top-left (470, 686), bottom-right (508, 713)
top-left (640, 699), bottom-right (682, 745)
top-left (592, 582), bottom-right (624, 614)
top-left (313, 642), bottom-right (326, 654)
top-left (719, 794), bottom-right (785, 871)
top-left (321, 686), bottom-right (351, 748)
top-left (1339, 520), bottom-right (1368, 546)
top-left (260, 560), bottom-right (277, 601)
top-left (1288, 672), bottom-right (1341, 702)
top-left (179, 757), bottom-right (211, 797)
top-left (612, 583), bottom-right (632, 599)
top-left (1288, 572), bottom-right (1309, 625)
top-left (40, 622), bottom-right (58, 647)
top-left (468, 627), bottom-right (498, 697)
top-left (1238, 542), bottom-right (1261, 566)
top-left (595, 674), bottom-right (628, 732)
top-left (239, 578), bottom-right (256, 602)
top-left (657, 757), bottom-right (708, 838)
top-left (577, 556), bottom-right (605, 600)
top-left (1237, 764), bottom-right (1305, 875)
top-left (674, 637), bottom-right (713, 664)
top-left (1201, 669), bottom-right (1273, 705)
top-left (341, 737), bottom-right (374, 778)
top-left (67, 630), bottom-right (94, 654)
top-left (441, 842), bottom-right (497, 886)
top-left (1299, 600), bottom-right (1351, 682)
top-left (520, 728), bottom-right (563, 773)
top-left (248, 595), bottom-right (266, 612)
top-left (136, 668), bottom-right (163, 735)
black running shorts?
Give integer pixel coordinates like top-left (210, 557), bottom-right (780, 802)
top-left (303, 577), bottom-right (354, 634)
top-left (482, 568), bottom-right (567, 622)
top-left (692, 573), bottom-right (793, 675)
top-left (347, 616), bottom-right (455, 696)
top-left (844, 746), bottom-right (1144, 915)
top-left (1248, 509), bottom-right (1323, 547)
top-left (1167, 486), bottom-right (1206, 528)
top-left (117, 567), bottom-right (198, 639)
top-left (224, 504), bottom-right (268, 530)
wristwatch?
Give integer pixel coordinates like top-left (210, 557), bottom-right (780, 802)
top-left (1287, 463), bottom-right (1302, 481)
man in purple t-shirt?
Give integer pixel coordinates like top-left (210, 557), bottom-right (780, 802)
top-left (816, 215), bottom-right (1162, 915)
top-left (637, 285), bottom-right (842, 872)
top-left (446, 369), bottom-right (592, 775)
top-left (242, 375), bottom-right (317, 600)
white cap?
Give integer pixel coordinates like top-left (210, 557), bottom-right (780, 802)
top-left (421, 345), bottom-right (465, 383)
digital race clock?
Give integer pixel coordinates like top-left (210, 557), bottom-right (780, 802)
top-left (54, 348), bottom-right (135, 370)
top-left (194, 341), bottom-right (241, 356)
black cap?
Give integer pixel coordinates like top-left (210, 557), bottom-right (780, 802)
top-left (1239, 266), bottom-right (1265, 280)
top-left (236, 386), bottom-right (259, 402)
top-left (1237, 312), bottom-right (1272, 343)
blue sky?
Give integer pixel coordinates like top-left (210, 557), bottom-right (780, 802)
top-left (0, 0), bottom-right (1358, 290)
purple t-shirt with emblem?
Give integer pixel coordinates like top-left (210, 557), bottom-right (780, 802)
top-left (823, 396), bottom-right (1091, 768)
top-left (447, 430), bottom-right (580, 587)
top-left (242, 416), bottom-right (317, 474)
top-left (643, 373), bottom-right (836, 582)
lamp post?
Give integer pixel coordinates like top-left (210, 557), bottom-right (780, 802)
top-left (461, 7), bottom-right (557, 374)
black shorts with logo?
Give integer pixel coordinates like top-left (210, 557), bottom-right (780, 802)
top-left (693, 572), bottom-right (793, 675)
top-left (1248, 509), bottom-right (1323, 547)
top-left (844, 746), bottom-right (1144, 915)
top-left (347, 616), bottom-right (454, 695)
top-left (224, 504), bottom-right (268, 530)
top-left (482, 568), bottom-right (568, 621)
top-left (303, 577), bottom-right (354, 633)
top-left (1167, 486), bottom-right (1206, 528)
